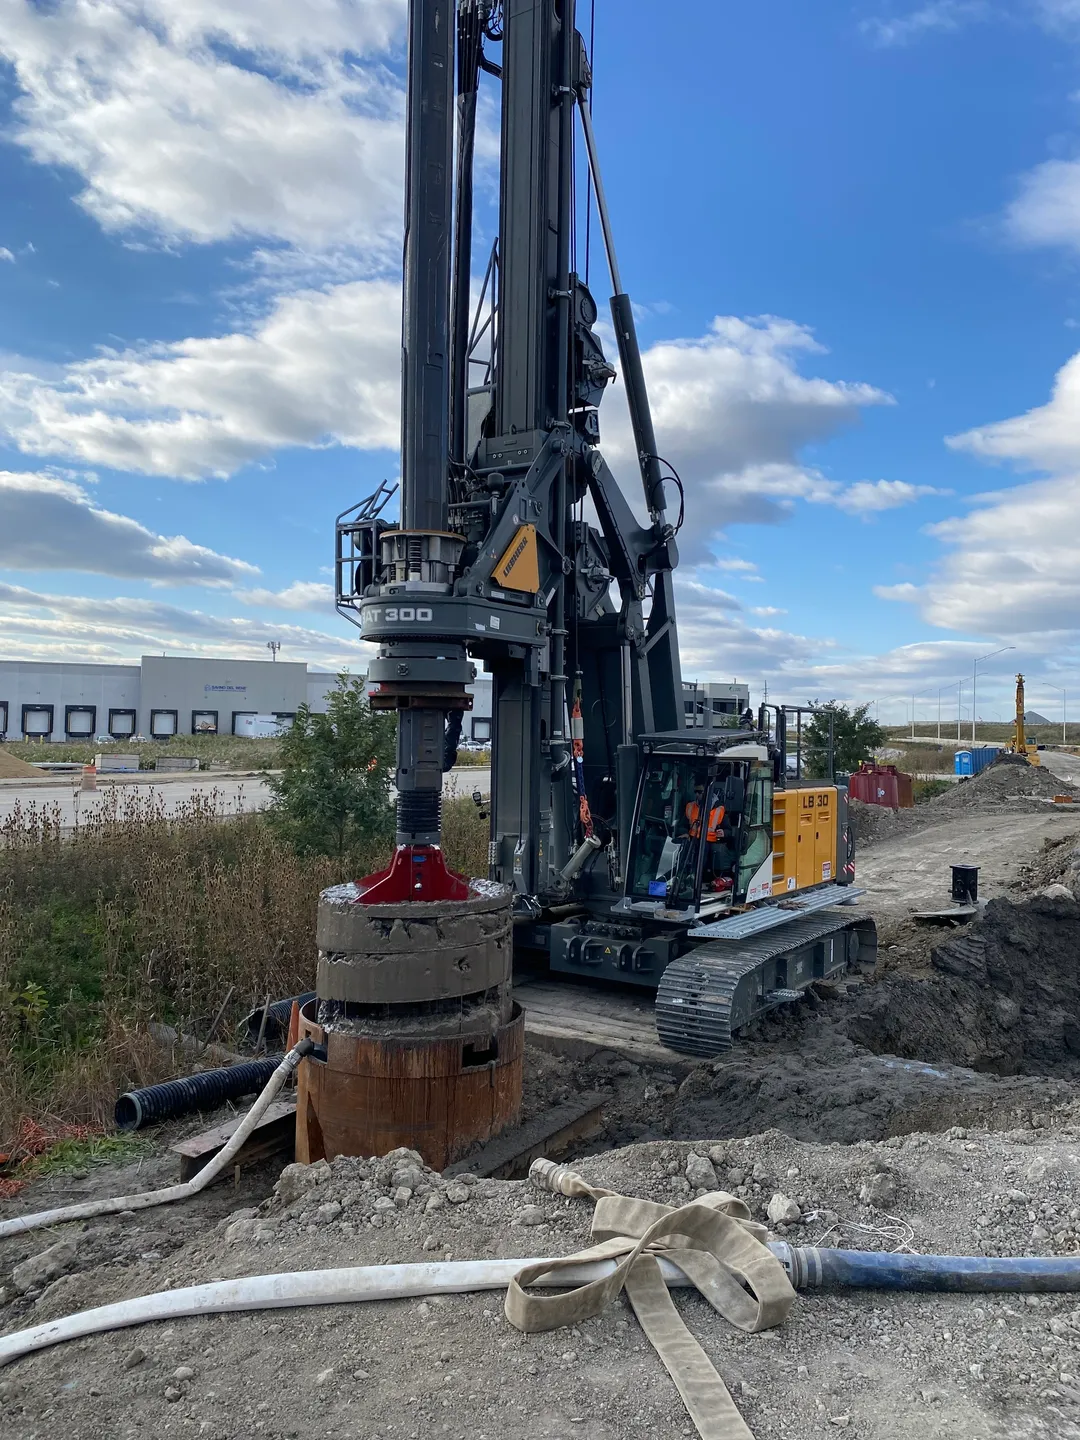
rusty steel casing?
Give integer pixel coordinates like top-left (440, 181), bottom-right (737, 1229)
top-left (296, 879), bottom-right (523, 1171)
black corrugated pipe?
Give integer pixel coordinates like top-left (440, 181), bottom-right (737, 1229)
top-left (115, 1059), bottom-right (283, 1131)
top-left (243, 992), bottom-right (316, 1046)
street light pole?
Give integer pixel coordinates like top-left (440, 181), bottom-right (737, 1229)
top-left (972, 648), bottom-right (1016, 745)
top-left (910, 683), bottom-right (936, 742)
top-left (957, 680), bottom-right (962, 744)
top-left (1043, 682), bottom-right (1066, 745)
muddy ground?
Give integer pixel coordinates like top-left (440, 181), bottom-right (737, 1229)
top-left (4, 771), bottom-right (1080, 1437)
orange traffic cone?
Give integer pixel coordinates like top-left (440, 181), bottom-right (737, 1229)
top-left (285, 1000), bottom-right (301, 1053)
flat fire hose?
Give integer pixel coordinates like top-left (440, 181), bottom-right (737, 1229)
top-left (509, 1160), bottom-right (795, 1440)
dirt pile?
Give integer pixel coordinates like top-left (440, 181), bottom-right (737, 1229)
top-left (5, 1132), bottom-right (1080, 1438)
top-left (846, 895), bottom-right (1080, 1078)
top-left (851, 756), bottom-right (1067, 847)
top-left (933, 755), bottom-right (1065, 811)
top-left (0, 751), bottom-right (43, 781)
top-left (1016, 831), bottom-right (1080, 895)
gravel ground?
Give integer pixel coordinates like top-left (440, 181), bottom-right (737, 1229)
top-left (4, 1128), bottom-right (1080, 1439)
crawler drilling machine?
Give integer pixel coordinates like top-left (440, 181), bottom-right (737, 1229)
top-left (336, 0), bottom-right (876, 1061)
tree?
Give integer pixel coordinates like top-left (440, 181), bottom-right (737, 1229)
top-left (801, 700), bottom-right (886, 779)
top-left (265, 675), bottom-right (396, 859)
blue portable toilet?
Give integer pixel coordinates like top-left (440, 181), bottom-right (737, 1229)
top-left (955, 750), bottom-right (973, 777)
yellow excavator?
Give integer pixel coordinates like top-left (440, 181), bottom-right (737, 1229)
top-left (1012, 674), bottom-right (1040, 766)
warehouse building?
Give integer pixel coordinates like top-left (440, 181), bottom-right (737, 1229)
top-left (681, 680), bottom-right (751, 728)
top-left (0, 656), bottom-right (494, 743)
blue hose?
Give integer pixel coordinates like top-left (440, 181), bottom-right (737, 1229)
top-left (779, 1245), bottom-right (1080, 1293)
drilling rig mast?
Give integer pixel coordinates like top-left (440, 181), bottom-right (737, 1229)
top-left (338, 0), bottom-right (682, 911)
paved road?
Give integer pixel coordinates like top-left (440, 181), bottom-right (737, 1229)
top-left (0, 764), bottom-right (491, 828)
top-left (1039, 749), bottom-right (1080, 788)
top-left (0, 774), bottom-right (272, 827)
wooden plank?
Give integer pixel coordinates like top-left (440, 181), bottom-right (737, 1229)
top-left (517, 981), bottom-right (692, 1069)
top-left (444, 1094), bottom-right (605, 1181)
top-left (170, 1099), bottom-right (296, 1182)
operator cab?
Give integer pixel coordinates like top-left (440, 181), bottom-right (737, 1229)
top-left (624, 738), bottom-right (774, 919)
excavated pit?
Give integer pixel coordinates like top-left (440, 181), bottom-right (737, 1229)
top-left (587, 890), bottom-right (1080, 1151)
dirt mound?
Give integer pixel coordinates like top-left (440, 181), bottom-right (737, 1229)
top-left (932, 756), bottom-right (1064, 811)
top-left (670, 892), bottom-right (1080, 1145)
top-left (1017, 831), bottom-right (1080, 894)
top-left (849, 797), bottom-right (922, 846)
top-left (0, 750), bottom-right (42, 781)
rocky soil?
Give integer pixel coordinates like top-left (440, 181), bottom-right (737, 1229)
top-left (4, 1128), bottom-right (1080, 1439)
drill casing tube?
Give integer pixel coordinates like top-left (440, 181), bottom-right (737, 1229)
top-left (297, 881), bottom-right (522, 1170)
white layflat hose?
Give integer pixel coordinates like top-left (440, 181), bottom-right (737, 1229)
top-left (0, 1040), bottom-right (314, 1241)
top-left (0, 1256), bottom-right (692, 1368)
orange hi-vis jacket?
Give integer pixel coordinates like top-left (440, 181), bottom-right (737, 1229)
top-left (685, 800), bottom-right (726, 842)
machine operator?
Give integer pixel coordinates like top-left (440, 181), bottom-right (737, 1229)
top-left (683, 784), bottom-right (737, 891)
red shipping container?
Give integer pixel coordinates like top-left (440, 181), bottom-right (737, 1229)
top-left (848, 763), bottom-right (913, 809)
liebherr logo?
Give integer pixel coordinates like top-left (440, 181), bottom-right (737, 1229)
top-left (500, 534), bottom-right (529, 576)
top-left (365, 607), bottom-right (433, 624)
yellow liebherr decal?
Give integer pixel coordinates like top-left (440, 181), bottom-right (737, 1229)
top-left (494, 523), bottom-right (540, 592)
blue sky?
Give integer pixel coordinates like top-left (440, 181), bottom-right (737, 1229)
top-left (1, 0), bottom-right (1080, 726)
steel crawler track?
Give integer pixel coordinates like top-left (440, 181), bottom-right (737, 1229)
top-left (655, 910), bottom-right (877, 1057)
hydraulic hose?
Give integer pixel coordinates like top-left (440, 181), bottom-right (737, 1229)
top-left (115, 1059), bottom-right (283, 1131)
top-left (0, 1039), bottom-right (314, 1241)
top-left (781, 1244), bottom-right (1080, 1293)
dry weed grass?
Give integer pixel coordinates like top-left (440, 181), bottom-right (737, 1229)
top-left (0, 788), bottom-right (487, 1148)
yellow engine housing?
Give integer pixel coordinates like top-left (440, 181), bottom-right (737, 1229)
top-left (772, 785), bottom-right (838, 895)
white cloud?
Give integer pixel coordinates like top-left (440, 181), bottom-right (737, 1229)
top-left (0, 578), bottom-right (369, 668)
top-left (599, 316), bottom-right (892, 558)
top-left (866, 355), bottom-right (1080, 637)
top-left (1035, 0), bottom-right (1080, 30)
top-left (0, 469), bottom-right (258, 584)
top-left (0, 0), bottom-right (406, 256)
top-left (859, 2), bottom-right (988, 47)
top-left (0, 279), bottom-right (401, 478)
top-left (879, 474), bottom-right (1080, 634)
top-left (712, 557), bottom-right (760, 574)
top-left (0, 248), bottom-right (14, 263)
top-left (608, 316), bottom-right (889, 482)
top-left (831, 479), bottom-right (950, 513)
top-left (947, 349), bottom-right (1080, 472)
top-left (1005, 159), bottom-right (1080, 254)
top-left (234, 580), bottom-right (335, 612)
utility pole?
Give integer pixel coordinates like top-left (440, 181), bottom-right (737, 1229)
top-left (267, 640), bottom-right (281, 662)
top-left (972, 648), bottom-right (1015, 745)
